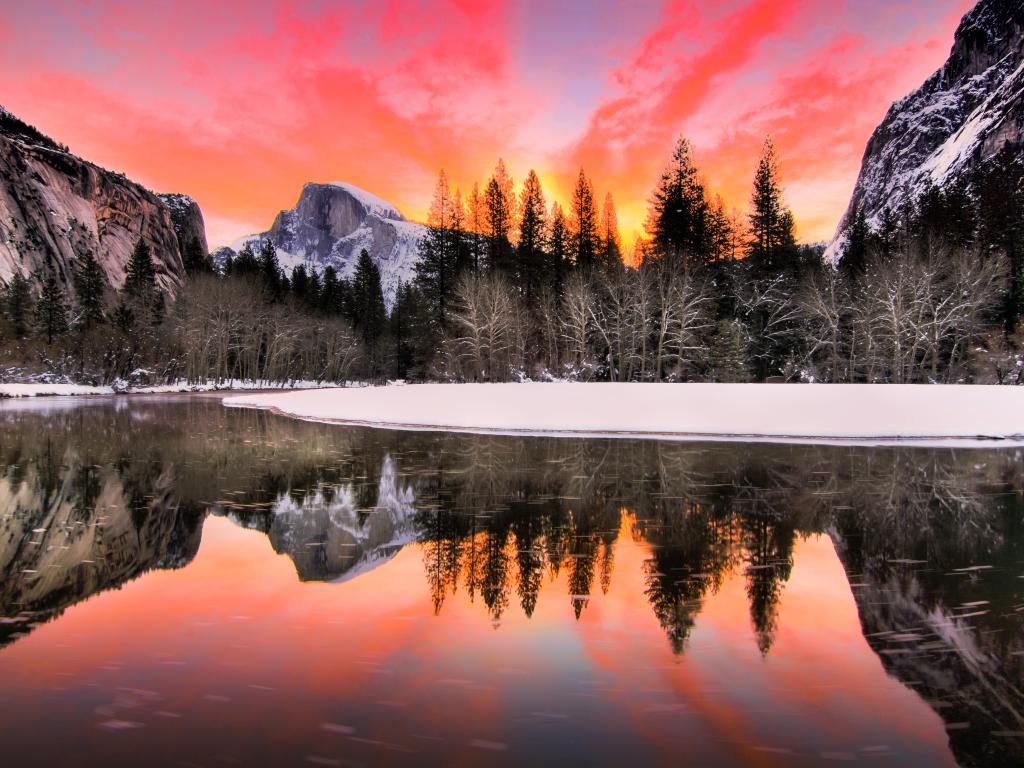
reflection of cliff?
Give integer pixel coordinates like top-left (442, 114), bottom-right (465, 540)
top-left (3, 397), bottom-right (1024, 768)
top-left (832, 551), bottom-right (1024, 768)
top-left (830, 472), bottom-right (1024, 768)
top-left (259, 454), bottom-right (419, 582)
top-left (0, 453), bottom-right (203, 647)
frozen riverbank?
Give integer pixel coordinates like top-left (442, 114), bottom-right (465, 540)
top-left (224, 383), bottom-right (1024, 445)
top-left (0, 380), bottom-right (340, 399)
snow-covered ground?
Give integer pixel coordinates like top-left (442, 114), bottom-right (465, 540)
top-left (0, 380), bottom-right (343, 399)
top-left (224, 383), bottom-right (1024, 445)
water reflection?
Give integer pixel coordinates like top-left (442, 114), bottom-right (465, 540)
top-left (1, 396), bottom-right (1022, 767)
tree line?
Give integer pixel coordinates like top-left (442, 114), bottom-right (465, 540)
top-left (2, 138), bottom-right (1021, 385)
top-left (401, 138), bottom-right (1022, 383)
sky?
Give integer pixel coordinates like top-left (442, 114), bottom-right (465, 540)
top-left (0, 0), bottom-right (976, 249)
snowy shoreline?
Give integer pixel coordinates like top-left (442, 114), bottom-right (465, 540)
top-left (0, 380), bottom-right (343, 399)
top-left (223, 383), bottom-right (1024, 447)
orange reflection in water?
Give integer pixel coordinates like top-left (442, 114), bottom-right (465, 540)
top-left (0, 513), bottom-right (956, 767)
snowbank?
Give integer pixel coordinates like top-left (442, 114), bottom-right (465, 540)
top-left (0, 383), bottom-right (114, 398)
top-left (0, 380), bottom-right (343, 399)
top-left (224, 383), bottom-right (1024, 445)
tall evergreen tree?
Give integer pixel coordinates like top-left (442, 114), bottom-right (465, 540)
top-left (73, 251), bottom-right (106, 328)
top-left (415, 170), bottom-right (464, 331)
top-left (229, 242), bottom-right (261, 278)
top-left (4, 273), bottom-right (32, 337)
top-left (748, 137), bottom-right (796, 273)
top-left (259, 239), bottom-right (283, 301)
top-left (123, 238), bottom-right (162, 325)
top-left (124, 239), bottom-right (157, 301)
top-left (484, 159), bottom-right (516, 273)
top-left (182, 237), bottom-right (210, 274)
top-left (598, 192), bottom-right (622, 270)
top-left (646, 136), bottom-right (709, 273)
top-left (874, 206), bottom-right (899, 260)
top-left (389, 280), bottom-right (425, 379)
top-left (320, 266), bottom-right (340, 315)
top-left (547, 201), bottom-right (570, 297)
top-left (516, 169), bottom-right (547, 305)
top-left (466, 182), bottom-right (487, 275)
top-left (706, 194), bottom-right (734, 263)
top-left (291, 264), bottom-right (312, 305)
top-left (975, 147), bottom-right (1024, 330)
top-left (352, 249), bottom-right (387, 371)
top-left (35, 271), bottom-right (69, 344)
top-left (841, 206), bottom-right (869, 280)
top-left (570, 168), bottom-right (599, 271)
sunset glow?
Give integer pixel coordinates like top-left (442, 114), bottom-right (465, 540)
top-left (0, 0), bottom-right (975, 247)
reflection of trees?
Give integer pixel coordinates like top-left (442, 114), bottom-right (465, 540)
top-left (4, 400), bottom-right (1024, 767)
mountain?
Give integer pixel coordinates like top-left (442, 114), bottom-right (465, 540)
top-left (0, 106), bottom-right (206, 298)
top-left (214, 182), bottom-right (426, 309)
top-left (826, 0), bottom-right (1024, 261)
top-left (260, 454), bottom-right (420, 583)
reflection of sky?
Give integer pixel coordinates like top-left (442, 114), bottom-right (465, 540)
top-left (0, 514), bottom-right (955, 766)
top-left (0, 1), bottom-right (974, 247)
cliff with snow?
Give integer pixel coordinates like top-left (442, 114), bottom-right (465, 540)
top-left (214, 182), bottom-right (425, 309)
top-left (827, 0), bottom-right (1024, 260)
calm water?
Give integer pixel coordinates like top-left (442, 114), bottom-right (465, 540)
top-left (1, 396), bottom-right (1023, 768)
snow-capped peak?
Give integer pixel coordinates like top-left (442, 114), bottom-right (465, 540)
top-left (826, 0), bottom-right (1024, 262)
top-left (214, 180), bottom-right (426, 311)
top-left (326, 181), bottom-right (405, 222)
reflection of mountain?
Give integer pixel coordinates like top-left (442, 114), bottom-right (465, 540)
top-left (833, 549), bottom-right (1024, 768)
top-left (2, 398), bottom-right (1024, 766)
top-left (261, 454), bottom-right (419, 582)
top-left (0, 454), bottom-right (202, 647)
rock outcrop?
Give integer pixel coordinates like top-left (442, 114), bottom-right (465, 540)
top-left (826, 0), bottom-right (1024, 260)
top-left (0, 106), bottom-right (206, 297)
top-left (216, 182), bottom-right (425, 309)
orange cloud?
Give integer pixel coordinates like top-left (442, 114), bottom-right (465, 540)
top-left (0, 0), bottom-right (977, 247)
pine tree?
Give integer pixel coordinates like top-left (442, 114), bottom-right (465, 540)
top-left (34, 271), bottom-right (69, 344)
top-left (975, 147), bottom-right (1024, 330)
top-left (123, 238), bottom-right (162, 325)
top-left (4, 273), bottom-right (33, 337)
top-left (841, 206), bottom-right (869, 279)
top-left (466, 182), bottom-right (487, 274)
top-left (259, 239), bottom-right (282, 301)
top-left (516, 169), bottom-right (547, 305)
top-left (124, 239), bottom-right (157, 301)
top-left (389, 280), bottom-right (425, 379)
top-left (570, 168), bottom-right (599, 271)
top-left (291, 264), bottom-right (311, 304)
top-left (182, 237), bottom-right (209, 274)
top-left (229, 242), bottom-right (261, 278)
top-left (706, 194), bottom-right (734, 263)
top-left (73, 251), bottom-right (106, 328)
top-left (415, 170), bottom-right (464, 330)
top-left (547, 201), bottom-right (570, 297)
top-left (598, 192), bottom-right (622, 270)
top-left (484, 159), bottom-right (516, 273)
top-left (708, 320), bottom-right (749, 382)
top-left (320, 266), bottom-right (341, 315)
top-left (352, 249), bottom-right (387, 372)
top-left (748, 137), bottom-right (796, 273)
top-left (874, 206), bottom-right (899, 260)
top-left (646, 136), bottom-right (709, 273)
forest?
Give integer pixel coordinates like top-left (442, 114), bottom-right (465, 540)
top-left (1, 137), bottom-right (1022, 386)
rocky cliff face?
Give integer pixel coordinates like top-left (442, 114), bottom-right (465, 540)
top-left (826, 0), bottom-right (1024, 260)
top-left (216, 182), bottom-right (426, 309)
top-left (0, 106), bottom-right (206, 297)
